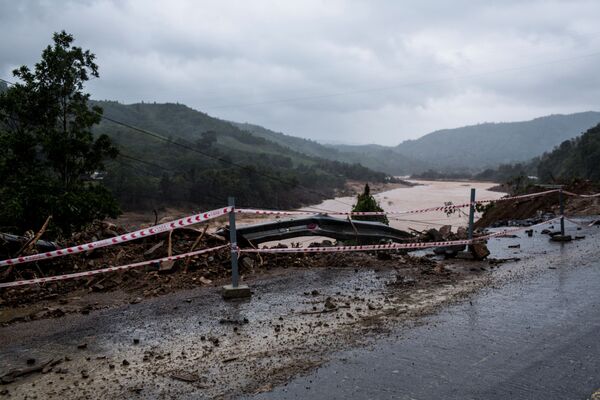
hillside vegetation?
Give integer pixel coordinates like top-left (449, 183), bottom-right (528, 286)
top-left (537, 123), bottom-right (600, 183)
top-left (94, 101), bottom-right (391, 210)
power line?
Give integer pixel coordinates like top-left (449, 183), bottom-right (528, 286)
top-left (1, 77), bottom-right (355, 208)
top-left (116, 152), bottom-right (344, 213)
top-left (98, 114), bottom-right (355, 208)
top-left (112, 157), bottom-right (226, 208)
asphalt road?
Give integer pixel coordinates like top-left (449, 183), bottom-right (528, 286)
top-left (249, 229), bottom-right (600, 400)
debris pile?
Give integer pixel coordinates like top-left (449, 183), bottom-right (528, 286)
top-left (476, 181), bottom-right (600, 228)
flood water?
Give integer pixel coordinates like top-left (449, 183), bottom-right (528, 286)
top-left (303, 179), bottom-right (506, 233)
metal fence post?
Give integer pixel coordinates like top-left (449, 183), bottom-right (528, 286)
top-left (559, 189), bottom-right (565, 236)
top-left (467, 188), bottom-right (476, 250)
top-left (228, 196), bottom-right (239, 288)
top-left (222, 196), bottom-right (251, 299)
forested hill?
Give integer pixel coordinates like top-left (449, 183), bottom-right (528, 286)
top-left (325, 112), bottom-right (600, 174)
top-left (231, 121), bottom-right (431, 175)
top-left (394, 112), bottom-right (600, 170)
top-left (537, 122), bottom-right (600, 182)
top-left (231, 121), bottom-right (339, 160)
top-left (92, 101), bottom-right (390, 210)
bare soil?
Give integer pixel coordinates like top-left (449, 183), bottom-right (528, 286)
top-left (476, 182), bottom-right (600, 228)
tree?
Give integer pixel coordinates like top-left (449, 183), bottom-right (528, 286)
top-left (0, 31), bottom-right (120, 236)
top-left (351, 184), bottom-right (389, 225)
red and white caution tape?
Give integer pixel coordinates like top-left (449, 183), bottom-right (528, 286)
top-left (475, 189), bottom-right (560, 205)
top-left (0, 207), bottom-right (232, 268)
top-left (0, 245), bottom-right (229, 289)
top-left (236, 203), bottom-right (473, 217)
top-left (239, 239), bottom-right (474, 254)
top-left (562, 190), bottom-right (600, 198)
top-left (236, 190), bottom-right (563, 218)
top-left (239, 217), bottom-right (562, 255)
top-left (480, 216), bottom-right (562, 239)
top-left (563, 216), bottom-right (599, 228)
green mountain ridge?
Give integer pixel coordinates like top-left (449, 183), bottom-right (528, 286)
top-left (92, 100), bottom-right (390, 210)
top-left (537, 122), bottom-right (600, 182)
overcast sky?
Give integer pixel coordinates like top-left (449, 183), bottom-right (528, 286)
top-left (1, 0), bottom-right (599, 145)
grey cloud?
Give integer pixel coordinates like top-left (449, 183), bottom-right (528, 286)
top-left (1, 0), bottom-right (599, 145)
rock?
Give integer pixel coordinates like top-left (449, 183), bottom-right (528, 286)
top-left (324, 297), bottom-right (336, 310)
top-left (439, 225), bottom-right (452, 239)
top-left (171, 371), bottom-right (200, 383)
top-left (470, 243), bottom-right (490, 260)
top-left (122, 359), bottom-right (130, 366)
top-left (550, 234), bottom-right (572, 242)
top-left (81, 370), bottom-right (89, 379)
top-left (26, 358), bottom-right (36, 365)
top-left (198, 277), bottom-right (212, 285)
top-left (158, 260), bottom-right (176, 273)
top-left (92, 283), bottom-right (105, 292)
top-left (77, 343), bottom-right (87, 350)
top-left (425, 228), bottom-right (443, 242)
top-left (133, 338), bottom-right (140, 345)
top-left (310, 290), bottom-right (320, 296)
top-left (508, 244), bottom-right (520, 249)
top-left (240, 257), bottom-right (255, 269)
top-left (130, 297), bottom-right (142, 304)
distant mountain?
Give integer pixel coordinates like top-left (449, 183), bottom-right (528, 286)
top-left (327, 112), bottom-right (600, 174)
top-left (231, 122), bottom-right (429, 175)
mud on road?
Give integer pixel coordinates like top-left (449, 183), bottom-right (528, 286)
top-left (0, 251), bottom-right (494, 399)
top-left (0, 218), bottom-right (596, 399)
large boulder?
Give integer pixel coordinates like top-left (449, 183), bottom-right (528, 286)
top-left (470, 242), bottom-right (490, 260)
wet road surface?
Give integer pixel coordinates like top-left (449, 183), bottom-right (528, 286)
top-left (1, 220), bottom-right (598, 399)
top-left (248, 224), bottom-right (600, 400)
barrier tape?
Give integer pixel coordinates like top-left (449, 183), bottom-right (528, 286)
top-left (236, 202), bottom-right (474, 217)
top-left (0, 245), bottom-right (229, 289)
top-left (236, 190), bottom-right (562, 218)
top-left (0, 217), bottom-right (567, 288)
top-left (475, 189), bottom-right (560, 205)
top-left (238, 217), bottom-right (562, 255)
top-left (481, 216), bottom-right (562, 238)
top-left (0, 187), bottom-right (586, 269)
top-left (0, 207), bottom-right (232, 268)
top-left (563, 190), bottom-right (600, 198)
top-left (563, 216), bottom-right (600, 228)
